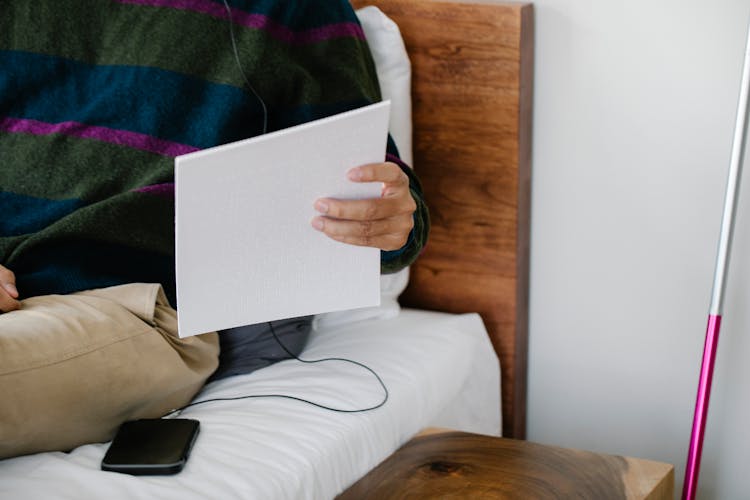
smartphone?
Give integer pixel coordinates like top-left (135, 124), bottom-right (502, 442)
top-left (101, 418), bottom-right (200, 475)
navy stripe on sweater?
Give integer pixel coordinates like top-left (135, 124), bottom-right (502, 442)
top-left (0, 192), bottom-right (83, 237)
top-left (0, 50), bottom-right (263, 149)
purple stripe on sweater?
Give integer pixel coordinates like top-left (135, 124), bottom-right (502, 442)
top-left (0, 117), bottom-right (199, 157)
top-left (134, 183), bottom-right (175, 197)
top-left (386, 152), bottom-right (411, 170)
top-left (115, 0), bottom-right (365, 44)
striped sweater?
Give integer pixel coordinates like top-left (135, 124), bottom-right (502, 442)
top-left (0, 0), bottom-right (429, 306)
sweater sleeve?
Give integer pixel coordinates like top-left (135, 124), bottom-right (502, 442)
top-left (352, 8), bottom-right (429, 274)
top-left (380, 138), bottom-right (430, 274)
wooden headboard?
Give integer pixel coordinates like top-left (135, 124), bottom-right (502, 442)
top-left (351, 0), bottom-right (533, 439)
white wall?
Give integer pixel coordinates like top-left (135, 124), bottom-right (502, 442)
top-left (527, 1), bottom-right (750, 498)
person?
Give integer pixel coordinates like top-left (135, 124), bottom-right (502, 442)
top-left (0, 0), bottom-right (429, 459)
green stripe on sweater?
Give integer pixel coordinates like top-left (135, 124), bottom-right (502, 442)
top-left (5, 191), bottom-right (175, 263)
top-left (0, 0), bottom-right (380, 105)
top-left (0, 132), bottom-right (172, 201)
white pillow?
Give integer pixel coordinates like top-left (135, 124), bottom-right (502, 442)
top-left (358, 6), bottom-right (413, 166)
top-left (313, 6), bottom-right (413, 331)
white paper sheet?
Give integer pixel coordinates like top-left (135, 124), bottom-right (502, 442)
top-left (175, 101), bottom-right (390, 337)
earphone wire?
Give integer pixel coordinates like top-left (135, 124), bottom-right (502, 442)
top-left (222, 0), bottom-right (268, 135)
top-left (163, 321), bottom-right (389, 418)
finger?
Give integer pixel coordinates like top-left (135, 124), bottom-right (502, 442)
top-left (312, 213), bottom-right (414, 243)
top-left (0, 289), bottom-right (20, 313)
top-left (314, 195), bottom-right (416, 222)
top-left (313, 215), bottom-right (414, 238)
top-left (381, 184), bottom-right (408, 198)
top-left (348, 162), bottom-right (409, 186)
top-left (1, 282), bottom-right (18, 299)
top-left (321, 231), bottom-right (409, 251)
top-left (0, 267), bottom-right (18, 299)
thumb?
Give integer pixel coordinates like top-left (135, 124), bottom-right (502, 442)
top-left (2, 282), bottom-right (18, 298)
top-left (0, 265), bottom-right (18, 298)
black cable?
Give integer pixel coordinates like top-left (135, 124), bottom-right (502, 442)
top-left (221, 0), bottom-right (268, 135)
top-left (163, 321), bottom-right (389, 418)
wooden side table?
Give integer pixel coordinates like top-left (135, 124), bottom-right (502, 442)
top-left (338, 430), bottom-right (674, 499)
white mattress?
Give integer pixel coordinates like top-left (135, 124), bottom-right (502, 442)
top-left (0, 309), bottom-right (500, 500)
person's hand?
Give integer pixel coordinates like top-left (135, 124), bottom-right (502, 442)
top-left (312, 162), bottom-right (416, 251)
top-left (0, 264), bottom-right (20, 313)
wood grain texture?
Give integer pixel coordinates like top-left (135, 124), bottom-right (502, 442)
top-left (338, 432), bottom-right (675, 499)
top-left (351, 0), bottom-right (533, 438)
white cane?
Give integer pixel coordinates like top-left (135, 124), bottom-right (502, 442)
top-left (682, 14), bottom-right (750, 500)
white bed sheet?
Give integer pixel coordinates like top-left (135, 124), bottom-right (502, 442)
top-left (0, 309), bottom-right (500, 500)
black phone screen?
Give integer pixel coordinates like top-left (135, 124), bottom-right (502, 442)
top-left (101, 418), bottom-right (200, 475)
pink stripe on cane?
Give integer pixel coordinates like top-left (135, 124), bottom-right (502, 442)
top-left (682, 314), bottom-right (722, 500)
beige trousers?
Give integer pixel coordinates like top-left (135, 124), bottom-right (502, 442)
top-left (0, 283), bottom-right (219, 459)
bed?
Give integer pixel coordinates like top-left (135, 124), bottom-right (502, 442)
top-left (0, 1), bottom-right (533, 498)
